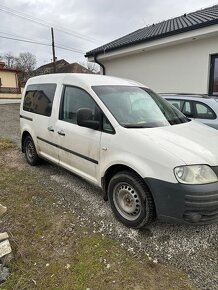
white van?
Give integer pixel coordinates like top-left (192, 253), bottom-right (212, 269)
top-left (20, 74), bottom-right (218, 228)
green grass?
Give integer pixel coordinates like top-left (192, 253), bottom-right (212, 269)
top-left (0, 137), bottom-right (15, 149)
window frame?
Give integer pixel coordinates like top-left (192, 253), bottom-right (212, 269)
top-left (166, 98), bottom-right (216, 119)
top-left (23, 83), bottom-right (57, 117)
top-left (166, 98), bottom-right (195, 118)
top-left (209, 54), bottom-right (218, 95)
top-left (193, 100), bottom-right (217, 120)
top-left (59, 84), bottom-right (116, 135)
top-left (181, 100), bottom-right (194, 118)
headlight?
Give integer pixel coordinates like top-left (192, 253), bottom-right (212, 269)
top-left (174, 165), bottom-right (218, 184)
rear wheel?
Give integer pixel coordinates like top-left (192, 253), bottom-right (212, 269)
top-left (108, 170), bottom-right (155, 228)
top-left (24, 136), bottom-right (41, 166)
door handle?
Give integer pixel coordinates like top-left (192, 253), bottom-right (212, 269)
top-left (57, 130), bottom-right (65, 136)
top-left (48, 126), bottom-right (54, 132)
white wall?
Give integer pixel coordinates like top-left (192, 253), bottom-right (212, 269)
top-left (101, 36), bottom-right (218, 94)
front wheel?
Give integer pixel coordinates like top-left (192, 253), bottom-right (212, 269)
top-left (108, 171), bottom-right (155, 228)
top-left (24, 136), bottom-right (41, 166)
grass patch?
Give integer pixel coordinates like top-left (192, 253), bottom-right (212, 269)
top-left (0, 137), bottom-right (15, 149)
top-left (0, 144), bottom-right (195, 290)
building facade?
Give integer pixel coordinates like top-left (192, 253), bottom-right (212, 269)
top-left (86, 5), bottom-right (218, 95)
top-left (0, 62), bottom-right (21, 98)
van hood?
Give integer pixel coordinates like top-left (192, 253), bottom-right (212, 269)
top-left (136, 121), bottom-right (218, 166)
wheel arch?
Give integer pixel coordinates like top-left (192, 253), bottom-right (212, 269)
top-left (101, 164), bottom-right (153, 201)
top-left (21, 130), bottom-right (32, 152)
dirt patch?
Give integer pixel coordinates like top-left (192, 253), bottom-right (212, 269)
top-left (0, 140), bottom-right (195, 289)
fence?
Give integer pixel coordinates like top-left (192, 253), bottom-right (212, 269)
top-left (0, 87), bottom-right (21, 94)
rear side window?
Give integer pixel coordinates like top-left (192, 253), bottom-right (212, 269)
top-left (23, 83), bottom-right (56, 116)
top-left (194, 102), bottom-right (216, 119)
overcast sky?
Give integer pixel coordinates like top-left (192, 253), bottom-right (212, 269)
top-left (0, 0), bottom-right (217, 67)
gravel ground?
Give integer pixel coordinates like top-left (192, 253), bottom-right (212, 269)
top-left (0, 104), bottom-right (218, 290)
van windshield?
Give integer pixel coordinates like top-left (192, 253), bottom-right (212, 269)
top-left (92, 86), bottom-right (189, 128)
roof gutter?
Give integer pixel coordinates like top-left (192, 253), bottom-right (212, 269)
top-left (94, 54), bottom-right (105, 75)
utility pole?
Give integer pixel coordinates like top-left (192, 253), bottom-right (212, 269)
top-left (51, 27), bottom-right (56, 73)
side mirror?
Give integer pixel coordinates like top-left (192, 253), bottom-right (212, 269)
top-left (77, 108), bottom-right (100, 130)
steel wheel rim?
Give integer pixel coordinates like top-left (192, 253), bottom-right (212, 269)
top-left (26, 141), bottom-right (35, 161)
top-left (113, 182), bottom-right (141, 221)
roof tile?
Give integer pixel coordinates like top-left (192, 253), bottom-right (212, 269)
top-left (86, 4), bottom-right (218, 57)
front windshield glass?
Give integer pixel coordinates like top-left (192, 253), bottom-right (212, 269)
top-left (92, 85), bottom-right (189, 128)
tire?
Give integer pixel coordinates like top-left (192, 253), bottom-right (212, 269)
top-left (108, 170), bottom-right (155, 228)
top-left (24, 136), bottom-right (41, 166)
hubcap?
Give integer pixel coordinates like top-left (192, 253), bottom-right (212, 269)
top-left (27, 141), bottom-right (35, 160)
top-left (113, 183), bottom-right (141, 221)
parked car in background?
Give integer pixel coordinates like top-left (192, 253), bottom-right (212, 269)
top-left (161, 94), bottom-right (218, 129)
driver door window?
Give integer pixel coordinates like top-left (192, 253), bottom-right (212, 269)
top-left (60, 86), bottom-right (98, 124)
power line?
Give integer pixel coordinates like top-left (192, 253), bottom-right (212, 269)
top-left (0, 5), bottom-right (99, 44)
top-left (0, 34), bottom-right (85, 54)
top-left (0, 30), bottom-right (84, 52)
top-left (0, 4), bottom-right (100, 44)
top-left (0, 31), bottom-right (42, 43)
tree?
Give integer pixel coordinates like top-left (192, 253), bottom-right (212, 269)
top-left (15, 52), bottom-right (36, 74)
top-left (3, 52), bottom-right (16, 68)
top-left (15, 52), bottom-right (37, 86)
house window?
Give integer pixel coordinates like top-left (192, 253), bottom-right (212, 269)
top-left (209, 54), bottom-right (218, 95)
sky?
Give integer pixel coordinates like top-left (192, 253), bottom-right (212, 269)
top-left (0, 0), bottom-right (217, 68)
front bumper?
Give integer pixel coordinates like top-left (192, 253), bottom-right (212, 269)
top-left (145, 178), bottom-right (218, 224)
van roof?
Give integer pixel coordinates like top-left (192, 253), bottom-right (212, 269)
top-left (27, 73), bottom-right (147, 88)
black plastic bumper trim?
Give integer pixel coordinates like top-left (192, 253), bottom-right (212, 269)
top-left (144, 177), bottom-right (218, 224)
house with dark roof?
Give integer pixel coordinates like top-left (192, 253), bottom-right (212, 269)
top-left (34, 59), bottom-right (69, 75)
top-left (86, 4), bottom-right (218, 95)
top-left (57, 62), bottom-right (93, 74)
top-left (0, 62), bottom-right (21, 98)
top-left (34, 59), bottom-right (93, 76)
